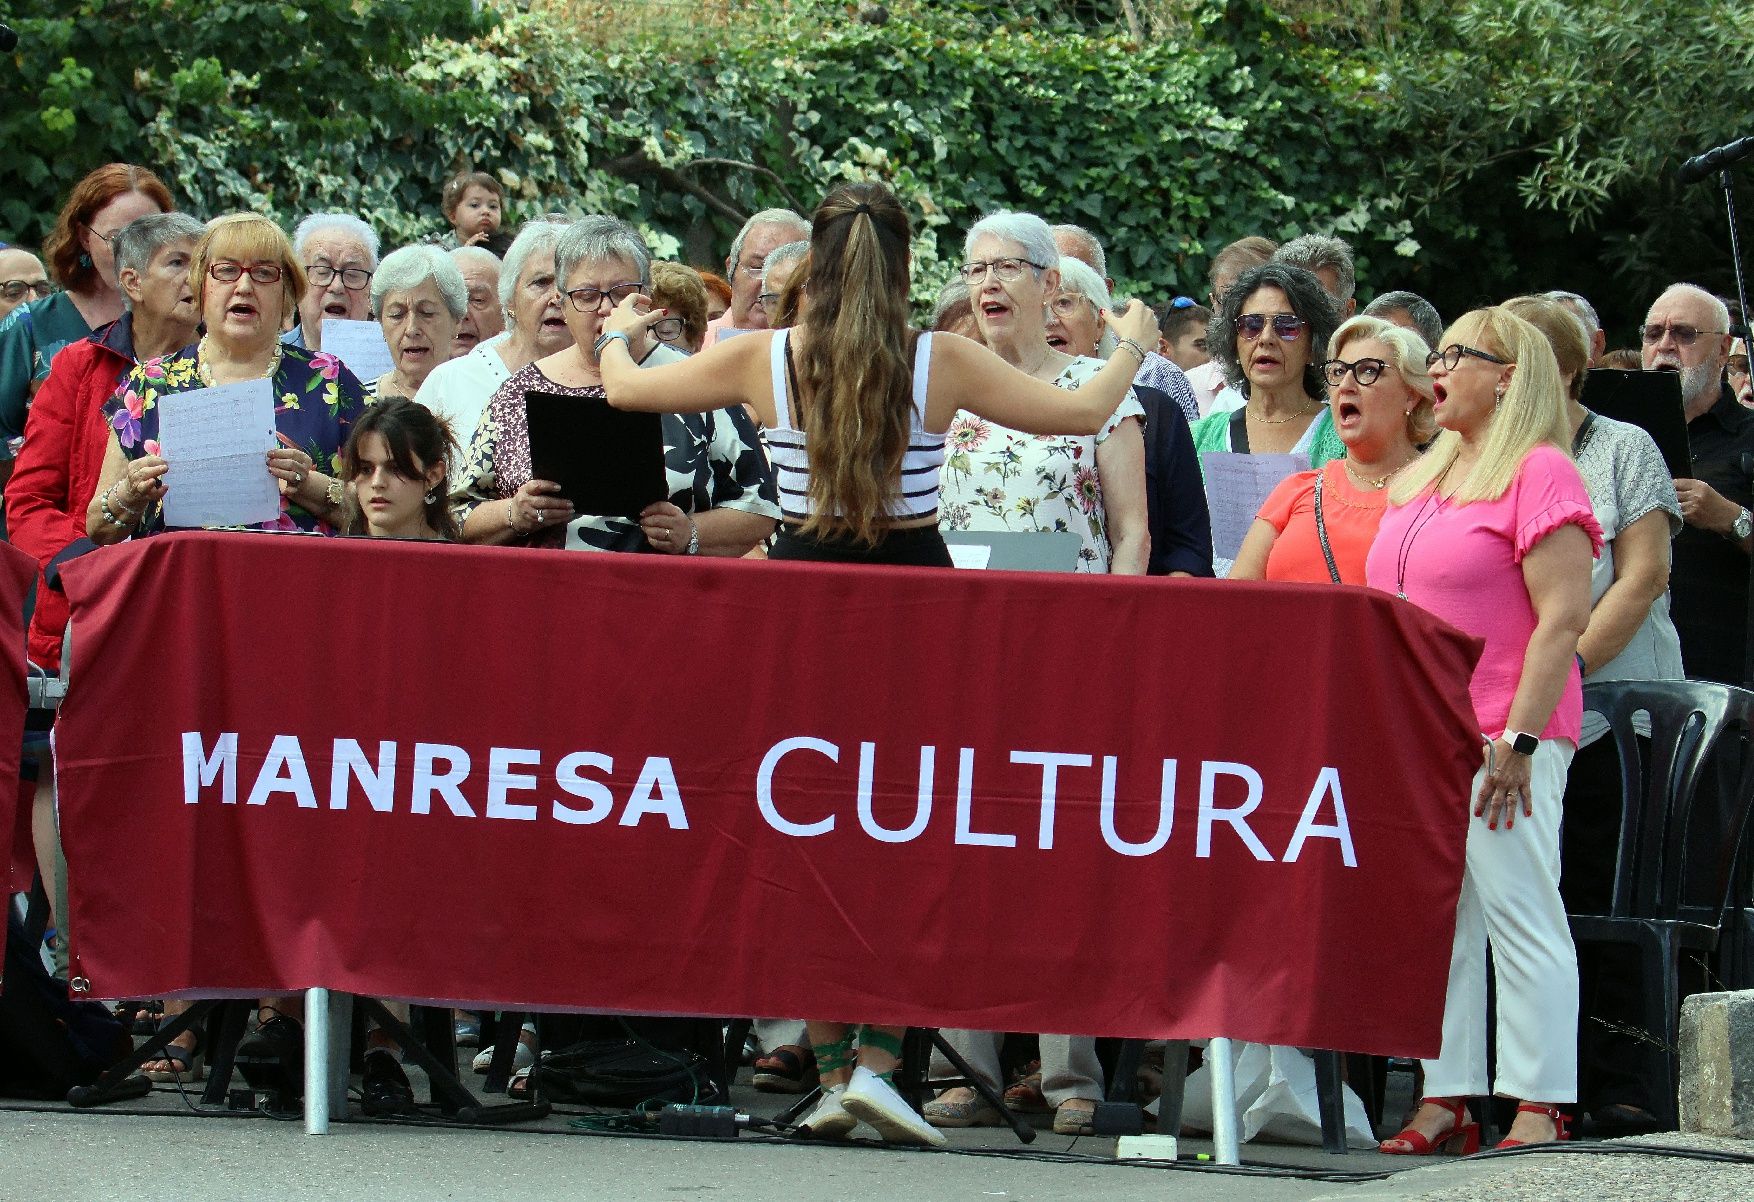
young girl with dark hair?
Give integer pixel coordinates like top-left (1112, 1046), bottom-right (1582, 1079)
top-left (340, 397), bottom-right (460, 540)
top-left (596, 181), bottom-right (1158, 1143)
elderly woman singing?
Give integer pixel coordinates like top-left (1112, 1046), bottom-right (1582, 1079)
top-left (86, 213), bottom-right (370, 543)
top-left (365, 245), bottom-right (467, 403)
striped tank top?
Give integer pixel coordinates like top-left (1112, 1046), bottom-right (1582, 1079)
top-left (765, 328), bottom-right (946, 523)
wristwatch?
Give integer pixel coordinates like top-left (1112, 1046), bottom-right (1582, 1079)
top-left (327, 479), bottom-right (345, 509)
top-left (684, 516), bottom-right (700, 556)
top-left (593, 330), bottom-right (631, 359)
top-left (1503, 729), bottom-right (1539, 756)
top-left (1732, 506), bottom-right (1752, 541)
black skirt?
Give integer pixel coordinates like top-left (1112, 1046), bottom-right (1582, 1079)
top-left (770, 523), bottom-right (953, 567)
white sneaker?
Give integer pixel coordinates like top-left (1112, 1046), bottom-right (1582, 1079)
top-left (798, 1083), bottom-right (856, 1140)
top-left (471, 1041), bottom-right (535, 1074)
top-left (841, 1066), bottom-right (947, 1146)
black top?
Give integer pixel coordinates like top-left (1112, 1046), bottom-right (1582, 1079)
top-left (1133, 384), bottom-right (1215, 577)
top-left (1671, 383), bottom-right (1754, 685)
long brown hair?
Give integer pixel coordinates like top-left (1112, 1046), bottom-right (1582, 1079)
top-left (794, 182), bottom-right (915, 544)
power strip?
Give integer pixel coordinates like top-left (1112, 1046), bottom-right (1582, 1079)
top-left (1115, 1134), bottom-right (1180, 1161)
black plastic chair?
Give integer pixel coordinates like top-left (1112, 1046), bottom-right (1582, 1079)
top-left (1570, 679), bottom-right (1754, 1128)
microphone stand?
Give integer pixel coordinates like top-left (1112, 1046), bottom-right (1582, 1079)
top-left (1719, 168), bottom-right (1753, 343)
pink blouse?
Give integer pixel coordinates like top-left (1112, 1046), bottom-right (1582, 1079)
top-left (1364, 445), bottom-right (1604, 743)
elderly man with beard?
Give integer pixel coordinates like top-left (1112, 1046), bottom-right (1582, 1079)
top-left (1641, 283), bottom-right (1754, 684)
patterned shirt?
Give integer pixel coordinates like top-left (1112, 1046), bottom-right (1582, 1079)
top-left (455, 360), bottom-right (778, 553)
top-left (1134, 352), bottom-right (1200, 423)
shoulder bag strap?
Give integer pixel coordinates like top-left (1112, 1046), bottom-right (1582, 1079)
top-left (1313, 468), bottom-right (1343, 584)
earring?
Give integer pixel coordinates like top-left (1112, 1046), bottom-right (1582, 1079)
top-left (424, 489), bottom-right (438, 504)
top-left (78, 252), bottom-right (92, 269)
top-left (1494, 385), bottom-right (1506, 402)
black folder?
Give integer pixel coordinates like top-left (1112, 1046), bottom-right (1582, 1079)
top-left (1580, 368), bottom-right (1692, 478)
top-left (524, 389), bottom-right (669, 517)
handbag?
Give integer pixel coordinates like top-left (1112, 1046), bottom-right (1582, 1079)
top-left (531, 1037), bottom-right (714, 1106)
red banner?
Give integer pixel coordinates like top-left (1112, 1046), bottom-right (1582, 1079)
top-left (0, 540), bottom-right (39, 967)
top-left (57, 532), bottom-right (1482, 1056)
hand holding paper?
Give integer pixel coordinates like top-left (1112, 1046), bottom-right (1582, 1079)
top-left (157, 378), bottom-right (282, 529)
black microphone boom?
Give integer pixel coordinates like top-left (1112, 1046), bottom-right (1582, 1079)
top-left (1678, 137), bottom-right (1754, 186)
top-left (0, 24), bottom-right (18, 53)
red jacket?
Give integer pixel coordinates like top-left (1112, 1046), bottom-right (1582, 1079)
top-left (4, 317), bottom-right (136, 670)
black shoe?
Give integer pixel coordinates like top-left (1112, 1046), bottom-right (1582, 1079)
top-left (361, 1050), bottom-right (417, 1115)
top-left (234, 1015), bottom-right (305, 1102)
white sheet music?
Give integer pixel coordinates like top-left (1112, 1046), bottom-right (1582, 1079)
top-left (157, 379), bottom-right (281, 528)
top-left (1202, 451), bottom-right (1311, 562)
top-left (320, 317), bottom-right (393, 382)
top-left (947, 543), bottom-right (993, 570)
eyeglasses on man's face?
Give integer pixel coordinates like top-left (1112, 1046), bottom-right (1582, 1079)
top-left (1639, 322), bottom-right (1724, 347)
top-left (1, 279), bottom-right (55, 303)
top-left (959, 257), bottom-right (1046, 284)
top-left (210, 261), bottom-right (284, 285)
top-left (564, 283), bottom-right (644, 313)
top-left (1321, 357), bottom-right (1390, 387)
top-left (1425, 343), bottom-right (1510, 371)
top-left (1234, 313), bottom-right (1307, 341)
top-left (305, 264), bottom-right (373, 291)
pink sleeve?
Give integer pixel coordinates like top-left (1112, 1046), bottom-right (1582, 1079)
top-left (1255, 469), bottom-right (1315, 534)
top-left (1511, 445), bottom-right (1605, 563)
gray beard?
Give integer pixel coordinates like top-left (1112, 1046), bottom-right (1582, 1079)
top-left (1681, 361), bottom-right (1720, 407)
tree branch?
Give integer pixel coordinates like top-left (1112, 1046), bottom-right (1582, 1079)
top-left (678, 157), bottom-right (806, 212)
top-left (602, 153), bottom-right (749, 225)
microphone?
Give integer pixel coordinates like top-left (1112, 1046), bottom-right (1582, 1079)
top-left (1678, 137), bottom-right (1754, 185)
top-left (0, 24), bottom-right (17, 52)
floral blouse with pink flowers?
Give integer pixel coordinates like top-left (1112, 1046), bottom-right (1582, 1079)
top-left (937, 355), bottom-right (1145, 572)
top-left (101, 343), bottom-right (369, 535)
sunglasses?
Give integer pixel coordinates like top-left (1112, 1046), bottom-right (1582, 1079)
top-left (1321, 357), bottom-right (1390, 387)
top-left (1234, 313), bottom-right (1307, 341)
top-left (1640, 322), bottom-right (1725, 347)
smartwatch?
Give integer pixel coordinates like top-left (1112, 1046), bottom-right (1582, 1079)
top-left (593, 330), bottom-right (631, 359)
top-left (1732, 506), bottom-right (1753, 541)
top-left (1503, 729), bottom-right (1539, 757)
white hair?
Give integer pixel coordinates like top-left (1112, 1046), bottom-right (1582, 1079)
top-left (554, 215), bottom-right (651, 289)
top-left (761, 240), bottom-right (809, 288)
top-left (728, 209), bottom-right (810, 273)
top-left (112, 213), bottom-right (205, 309)
top-left (371, 244), bottom-right (467, 320)
top-left (1054, 255), bottom-right (1112, 311)
top-left (497, 221), bottom-right (570, 316)
top-left (292, 213), bottom-right (380, 266)
top-left (1050, 223), bottom-right (1107, 281)
top-left (1649, 282), bottom-right (1732, 334)
top-left (450, 245), bottom-right (501, 274)
top-left (964, 210), bottom-right (1058, 273)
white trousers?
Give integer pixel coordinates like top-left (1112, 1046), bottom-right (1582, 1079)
top-left (1423, 739), bottom-right (1578, 1102)
top-left (753, 1019), bottom-right (807, 1055)
top-left (930, 1031), bottom-right (1104, 1105)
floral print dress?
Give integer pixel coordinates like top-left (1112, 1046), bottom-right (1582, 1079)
top-left (102, 344), bottom-right (369, 535)
top-left (938, 356), bottom-right (1144, 572)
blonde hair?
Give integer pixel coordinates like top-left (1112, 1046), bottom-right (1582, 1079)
top-left (1388, 307), bottom-right (1570, 507)
top-left (796, 182), bottom-right (915, 545)
top-left (1329, 314), bottom-right (1437, 445)
top-left (192, 213), bottom-right (305, 319)
top-left (1502, 294), bottom-right (1590, 402)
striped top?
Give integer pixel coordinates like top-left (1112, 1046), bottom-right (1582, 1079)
top-left (765, 328), bottom-right (946, 522)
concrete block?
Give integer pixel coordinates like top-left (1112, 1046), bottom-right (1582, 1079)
top-left (1679, 989), bottom-right (1754, 1138)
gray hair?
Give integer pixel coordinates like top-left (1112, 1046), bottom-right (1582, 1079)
top-left (450, 245), bottom-right (501, 275)
top-left (964, 210), bottom-right (1058, 274)
top-left (1274, 233), bottom-right (1356, 303)
top-left (1363, 289), bottom-right (1444, 349)
top-left (1207, 262), bottom-right (1342, 400)
top-left (498, 220), bottom-right (570, 315)
top-left (761, 240), bottom-right (809, 289)
top-left (930, 279), bottom-right (972, 331)
top-left (728, 208), bottom-right (810, 274)
top-left (1649, 282), bottom-right (1733, 337)
top-left (1050, 223), bottom-right (1107, 281)
top-left (113, 212), bottom-right (205, 308)
top-left (1544, 289), bottom-right (1600, 341)
top-left (370, 244), bottom-right (468, 321)
top-left (555, 215), bottom-right (651, 293)
top-left (291, 213), bottom-right (380, 266)
top-left (1055, 256), bottom-right (1115, 356)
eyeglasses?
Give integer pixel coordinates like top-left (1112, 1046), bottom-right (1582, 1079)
top-left (1729, 359), bottom-right (1751, 379)
top-left (564, 283), bottom-right (644, 313)
top-left (1640, 322), bottom-right (1725, 346)
top-left (209, 261), bottom-right (284, 285)
top-left (1, 279), bottom-right (55, 303)
top-left (305, 264), bottom-right (373, 291)
top-left (755, 291), bottom-right (780, 309)
top-left (1048, 294), bottom-right (1095, 319)
top-left (1234, 313), bottom-right (1307, 341)
top-left (652, 316), bottom-right (685, 341)
top-left (1321, 357), bottom-right (1390, 387)
top-left (1425, 343), bottom-right (1510, 371)
top-left (959, 257), bottom-right (1046, 283)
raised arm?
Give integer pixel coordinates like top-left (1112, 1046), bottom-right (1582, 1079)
top-left (924, 300), bottom-right (1160, 436)
top-left (597, 298), bottom-right (776, 422)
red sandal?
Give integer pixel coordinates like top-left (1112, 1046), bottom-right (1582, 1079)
top-left (1495, 1102), bottom-right (1570, 1148)
top-left (1378, 1097), bottom-right (1480, 1156)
